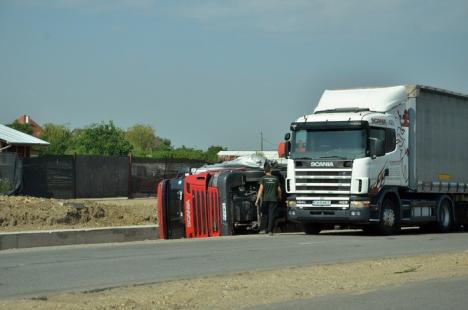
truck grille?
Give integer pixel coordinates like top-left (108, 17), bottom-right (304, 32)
top-left (192, 189), bottom-right (209, 238)
top-left (294, 168), bottom-right (352, 208)
top-left (190, 188), bottom-right (221, 238)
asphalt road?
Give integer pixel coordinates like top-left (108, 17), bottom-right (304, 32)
top-left (1, 230), bottom-right (468, 299)
top-left (252, 277), bottom-right (468, 310)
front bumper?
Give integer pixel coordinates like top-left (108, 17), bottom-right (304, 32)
top-left (287, 207), bottom-right (373, 225)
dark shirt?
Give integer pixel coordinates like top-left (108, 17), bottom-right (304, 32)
top-left (260, 175), bottom-right (279, 202)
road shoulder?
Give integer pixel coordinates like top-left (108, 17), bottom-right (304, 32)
top-left (1, 250), bottom-right (468, 309)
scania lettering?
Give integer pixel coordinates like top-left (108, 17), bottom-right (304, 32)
top-left (310, 162), bottom-right (334, 167)
top-left (281, 85), bottom-right (468, 235)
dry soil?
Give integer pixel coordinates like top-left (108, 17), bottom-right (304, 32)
top-left (0, 196), bottom-right (157, 232)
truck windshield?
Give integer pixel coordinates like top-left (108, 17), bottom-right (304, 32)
top-left (291, 129), bottom-right (366, 159)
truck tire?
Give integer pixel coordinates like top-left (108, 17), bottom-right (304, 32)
top-left (303, 223), bottom-right (322, 235)
top-left (377, 197), bottom-right (400, 235)
top-left (436, 197), bottom-right (453, 233)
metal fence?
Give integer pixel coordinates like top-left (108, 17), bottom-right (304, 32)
top-left (0, 153), bottom-right (23, 195)
top-left (130, 157), bottom-right (202, 197)
top-left (18, 155), bottom-right (203, 199)
top-left (22, 155), bottom-right (74, 199)
top-left (76, 155), bottom-right (129, 198)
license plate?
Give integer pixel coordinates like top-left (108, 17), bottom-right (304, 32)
top-left (312, 200), bottom-right (331, 206)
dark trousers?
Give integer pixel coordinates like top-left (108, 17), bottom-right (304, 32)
top-left (261, 201), bottom-right (279, 233)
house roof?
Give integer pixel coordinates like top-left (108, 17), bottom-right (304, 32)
top-left (0, 124), bottom-right (49, 146)
top-left (16, 114), bottom-right (42, 128)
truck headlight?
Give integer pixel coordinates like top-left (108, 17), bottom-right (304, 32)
top-left (287, 200), bottom-right (297, 207)
top-left (350, 201), bottom-right (370, 209)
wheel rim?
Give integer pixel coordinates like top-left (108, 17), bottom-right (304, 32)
top-left (382, 208), bottom-right (395, 227)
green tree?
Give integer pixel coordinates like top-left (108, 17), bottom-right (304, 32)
top-left (155, 137), bottom-right (172, 151)
top-left (73, 121), bottom-right (132, 156)
top-left (39, 123), bottom-right (72, 155)
top-left (126, 124), bottom-right (158, 154)
top-left (206, 145), bottom-right (225, 163)
top-left (174, 146), bottom-right (206, 160)
top-left (149, 145), bottom-right (226, 163)
top-left (7, 120), bottom-right (33, 135)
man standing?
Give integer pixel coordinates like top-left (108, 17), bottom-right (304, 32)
top-left (255, 165), bottom-right (282, 236)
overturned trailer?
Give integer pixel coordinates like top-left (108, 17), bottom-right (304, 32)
top-left (157, 156), bottom-right (290, 239)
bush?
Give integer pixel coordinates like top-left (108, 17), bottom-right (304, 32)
top-left (0, 178), bottom-right (12, 194)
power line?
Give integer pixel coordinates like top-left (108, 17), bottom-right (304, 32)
top-left (259, 131), bottom-right (277, 150)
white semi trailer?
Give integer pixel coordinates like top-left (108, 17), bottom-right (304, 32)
top-left (283, 85), bottom-right (468, 234)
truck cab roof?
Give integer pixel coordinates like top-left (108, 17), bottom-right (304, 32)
top-left (314, 85), bottom-right (406, 114)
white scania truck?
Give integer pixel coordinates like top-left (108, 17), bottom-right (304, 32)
top-left (283, 85), bottom-right (468, 234)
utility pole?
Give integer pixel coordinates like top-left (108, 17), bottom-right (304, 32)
top-left (260, 131), bottom-right (263, 152)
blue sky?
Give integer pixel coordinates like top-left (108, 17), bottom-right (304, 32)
top-left (1, 0), bottom-right (467, 150)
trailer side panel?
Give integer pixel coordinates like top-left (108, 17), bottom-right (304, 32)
top-left (415, 88), bottom-right (468, 193)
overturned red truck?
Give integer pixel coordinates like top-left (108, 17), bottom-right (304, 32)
top-left (157, 156), bottom-right (290, 239)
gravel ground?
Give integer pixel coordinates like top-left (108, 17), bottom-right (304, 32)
top-left (0, 196), bottom-right (157, 231)
top-left (1, 251), bottom-right (467, 309)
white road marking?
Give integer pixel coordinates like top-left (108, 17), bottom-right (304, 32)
top-left (298, 241), bottom-right (326, 245)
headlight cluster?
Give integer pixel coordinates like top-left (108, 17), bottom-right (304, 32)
top-left (350, 201), bottom-right (370, 209)
top-left (287, 200), bottom-right (297, 207)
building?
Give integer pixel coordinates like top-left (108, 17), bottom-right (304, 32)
top-left (0, 124), bottom-right (49, 158)
top-left (16, 115), bottom-right (43, 138)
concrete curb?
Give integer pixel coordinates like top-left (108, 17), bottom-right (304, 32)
top-left (0, 225), bottom-right (159, 250)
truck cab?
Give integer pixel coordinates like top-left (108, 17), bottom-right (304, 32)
top-left (284, 86), bottom-right (410, 234)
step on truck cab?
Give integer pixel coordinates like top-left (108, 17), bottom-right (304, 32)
top-left (283, 85), bottom-right (468, 234)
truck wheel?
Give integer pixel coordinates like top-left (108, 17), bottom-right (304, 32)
top-left (303, 223), bottom-right (322, 235)
top-left (436, 197), bottom-right (453, 233)
top-left (377, 198), bottom-right (400, 235)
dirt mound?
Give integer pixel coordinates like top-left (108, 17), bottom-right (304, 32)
top-left (0, 196), bottom-right (157, 232)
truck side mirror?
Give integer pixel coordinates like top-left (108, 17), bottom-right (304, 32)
top-left (277, 141), bottom-right (291, 159)
top-left (369, 137), bottom-right (385, 159)
top-left (369, 138), bottom-right (385, 158)
top-left (284, 133), bottom-right (291, 141)
top-left (277, 142), bottom-right (286, 158)
top-left (376, 140), bottom-right (385, 157)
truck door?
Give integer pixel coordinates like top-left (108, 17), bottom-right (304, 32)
top-left (368, 127), bottom-right (390, 194)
